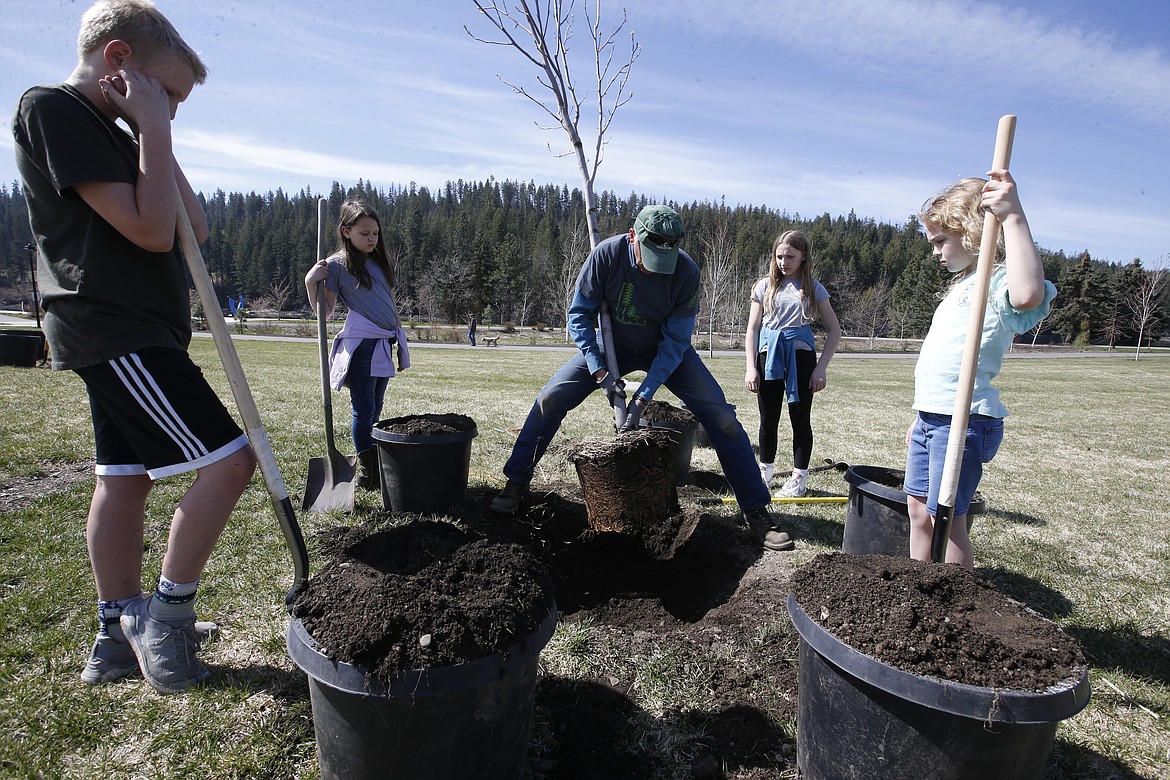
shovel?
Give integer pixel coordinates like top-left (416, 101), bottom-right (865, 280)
top-left (174, 189), bottom-right (309, 610)
top-left (303, 199), bottom-right (357, 512)
top-left (599, 301), bottom-right (627, 430)
top-left (931, 114), bottom-right (1016, 563)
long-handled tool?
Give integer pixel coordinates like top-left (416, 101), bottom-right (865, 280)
top-left (175, 192), bottom-right (309, 610)
top-left (931, 114), bottom-right (1016, 563)
top-left (810, 457), bottom-right (849, 474)
top-left (303, 199), bottom-right (356, 512)
top-left (599, 302), bottom-right (627, 429)
top-left (698, 496), bottom-right (848, 506)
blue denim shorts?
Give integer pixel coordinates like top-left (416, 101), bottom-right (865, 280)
top-left (904, 411), bottom-right (1004, 516)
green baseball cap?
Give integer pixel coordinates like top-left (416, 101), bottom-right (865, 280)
top-left (633, 204), bottom-right (684, 274)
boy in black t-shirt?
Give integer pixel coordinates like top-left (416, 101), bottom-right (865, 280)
top-left (12, 0), bottom-right (257, 694)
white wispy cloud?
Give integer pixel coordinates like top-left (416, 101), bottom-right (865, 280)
top-left (654, 0), bottom-right (1170, 125)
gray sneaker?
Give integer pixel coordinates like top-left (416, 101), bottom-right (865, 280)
top-left (743, 507), bottom-right (795, 551)
top-left (81, 617), bottom-right (220, 685)
top-left (490, 480), bottom-right (529, 515)
top-left (120, 599), bottom-right (212, 694)
top-left (81, 634), bottom-right (138, 685)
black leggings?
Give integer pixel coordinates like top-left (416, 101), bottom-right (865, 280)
top-left (756, 349), bottom-right (815, 469)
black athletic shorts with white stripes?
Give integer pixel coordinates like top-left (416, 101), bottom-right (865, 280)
top-left (75, 347), bottom-right (249, 480)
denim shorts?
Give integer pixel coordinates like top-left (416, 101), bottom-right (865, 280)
top-left (904, 411), bottom-right (1004, 516)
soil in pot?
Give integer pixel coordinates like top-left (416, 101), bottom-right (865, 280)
top-left (640, 399), bottom-right (696, 425)
top-left (788, 553), bottom-right (1085, 690)
top-left (372, 413), bottom-right (477, 514)
top-left (376, 412), bottom-right (476, 437)
top-left (291, 519), bottom-right (555, 685)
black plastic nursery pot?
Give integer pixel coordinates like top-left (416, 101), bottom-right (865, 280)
top-left (0, 329), bottom-right (46, 367)
top-left (288, 604), bottom-right (557, 780)
top-left (639, 418), bottom-right (698, 484)
top-left (787, 594), bottom-right (1090, 780)
top-left (842, 465), bottom-right (985, 557)
top-left (679, 401), bottom-right (731, 448)
top-left (372, 415), bottom-right (477, 514)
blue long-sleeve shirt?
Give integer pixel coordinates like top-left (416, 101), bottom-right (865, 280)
top-left (567, 234), bottom-right (701, 400)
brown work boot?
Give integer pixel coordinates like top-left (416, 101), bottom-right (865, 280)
top-left (356, 449), bottom-right (380, 491)
top-left (743, 507), bottom-right (795, 551)
top-left (490, 480), bottom-right (529, 515)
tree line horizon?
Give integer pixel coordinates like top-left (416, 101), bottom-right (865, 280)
top-left (0, 176), bottom-right (1164, 347)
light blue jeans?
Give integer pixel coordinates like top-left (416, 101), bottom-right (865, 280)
top-left (347, 338), bottom-right (389, 453)
top-left (503, 347), bottom-right (769, 510)
top-left (904, 411), bottom-right (1004, 516)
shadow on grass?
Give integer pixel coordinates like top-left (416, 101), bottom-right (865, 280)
top-left (1066, 623), bottom-right (1170, 687)
top-left (529, 677), bottom-right (791, 779)
top-left (1047, 736), bottom-right (1151, 780)
top-left (979, 566), bottom-right (1078, 618)
top-left (986, 506), bottom-right (1049, 527)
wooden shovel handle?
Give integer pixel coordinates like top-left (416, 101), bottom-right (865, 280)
top-left (175, 191), bottom-right (310, 603)
top-left (314, 198), bottom-right (340, 455)
top-left (931, 114), bottom-right (1016, 562)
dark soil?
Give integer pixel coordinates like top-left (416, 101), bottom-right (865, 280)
top-left (640, 399), bottom-right (697, 425)
top-left (291, 455), bottom-right (1087, 777)
top-left (790, 552), bottom-right (1086, 691)
top-left (291, 520), bottom-right (554, 683)
top-left (374, 412), bottom-right (477, 436)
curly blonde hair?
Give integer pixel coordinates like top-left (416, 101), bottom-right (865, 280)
top-left (919, 177), bottom-right (1004, 258)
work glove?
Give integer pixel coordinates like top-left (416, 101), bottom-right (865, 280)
top-left (618, 396), bottom-right (643, 433)
top-left (597, 371), bottom-right (626, 407)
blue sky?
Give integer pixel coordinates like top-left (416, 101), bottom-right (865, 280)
top-left (2, 0), bottom-right (1168, 266)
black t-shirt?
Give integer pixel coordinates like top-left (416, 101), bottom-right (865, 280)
top-left (12, 83), bottom-right (191, 370)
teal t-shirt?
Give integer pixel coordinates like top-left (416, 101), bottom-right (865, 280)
top-left (913, 266), bottom-right (1057, 417)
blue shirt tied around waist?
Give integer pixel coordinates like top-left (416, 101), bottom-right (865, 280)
top-left (758, 324), bottom-right (816, 403)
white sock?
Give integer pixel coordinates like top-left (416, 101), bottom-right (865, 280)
top-left (149, 576), bottom-right (199, 623)
top-left (794, 468), bottom-right (809, 478)
top-left (760, 462), bottom-right (774, 483)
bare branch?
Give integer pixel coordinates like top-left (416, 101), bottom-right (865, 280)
top-left (467, 0), bottom-right (638, 247)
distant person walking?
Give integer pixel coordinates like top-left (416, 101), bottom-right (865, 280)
top-left (305, 200), bottom-right (409, 490)
top-left (905, 172), bottom-right (1056, 569)
top-left (467, 314), bottom-right (477, 346)
top-left (744, 230), bottom-right (841, 497)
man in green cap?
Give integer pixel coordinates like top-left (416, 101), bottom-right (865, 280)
top-left (491, 204), bottom-right (793, 551)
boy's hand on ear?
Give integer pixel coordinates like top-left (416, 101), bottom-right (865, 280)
top-left (99, 70), bottom-right (171, 135)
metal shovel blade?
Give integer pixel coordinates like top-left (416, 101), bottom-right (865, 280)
top-left (302, 199), bottom-right (357, 514)
top-left (303, 450), bottom-right (357, 513)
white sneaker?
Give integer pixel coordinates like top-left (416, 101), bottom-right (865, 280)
top-left (759, 463), bottom-right (775, 487)
top-left (778, 472), bottom-right (807, 498)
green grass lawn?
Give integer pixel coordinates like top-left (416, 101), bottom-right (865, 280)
top-left (1, 340), bottom-right (1167, 778)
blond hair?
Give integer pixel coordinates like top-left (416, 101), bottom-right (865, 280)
top-left (919, 178), bottom-right (1004, 258)
top-left (762, 230), bottom-right (817, 320)
top-left (78, 0), bottom-right (207, 83)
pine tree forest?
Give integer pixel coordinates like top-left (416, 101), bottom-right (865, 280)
top-left (0, 178), bottom-right (1165, 346)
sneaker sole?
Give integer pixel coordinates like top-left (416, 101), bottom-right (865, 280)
top-left (80, 662), bottom-right (139, 685)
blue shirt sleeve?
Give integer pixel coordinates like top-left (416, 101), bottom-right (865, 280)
top-left (637, 313), bottom-right (695, 400)
top-left (568, 287), bottom-right (607, 375)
